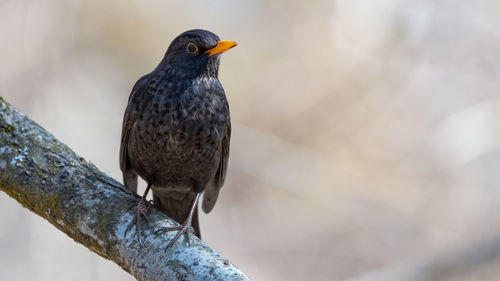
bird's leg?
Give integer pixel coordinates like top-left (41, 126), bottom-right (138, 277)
top-left (124, 182), bottom-right (153, 243)
top-left (160, 192), bottom-right (201, 251)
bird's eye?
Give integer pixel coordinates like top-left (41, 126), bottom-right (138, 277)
top-left (186, 43), bottom-right (198, 54)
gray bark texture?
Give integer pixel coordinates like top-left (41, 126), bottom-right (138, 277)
top-left (0, 97), bottom-right (250, 281)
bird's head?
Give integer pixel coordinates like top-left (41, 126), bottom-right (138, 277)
top-left (161, 29), bottom-right (237, 78)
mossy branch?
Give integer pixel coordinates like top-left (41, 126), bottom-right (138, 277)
top-left (0, 97), bottom-right (250, 281)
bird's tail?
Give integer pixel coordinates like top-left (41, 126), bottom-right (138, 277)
top-left (153, 193), bottom-right (201, 239)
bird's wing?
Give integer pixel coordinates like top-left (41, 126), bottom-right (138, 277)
top-left (202, 122), bottom-right (231, 213)
top-left (119, 74), bottom-right (151, 192)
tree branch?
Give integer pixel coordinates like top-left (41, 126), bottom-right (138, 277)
top-left (0, 97), bottom-right (250, 281)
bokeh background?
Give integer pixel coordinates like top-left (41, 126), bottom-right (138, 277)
top-left (1, 0), bottom-right (500, 280)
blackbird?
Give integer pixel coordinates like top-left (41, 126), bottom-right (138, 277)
top-left (119, 29), bottom-right (236, 249)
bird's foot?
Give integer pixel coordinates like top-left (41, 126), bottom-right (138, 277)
top-left (124, 197), bottom-right (152, 243)
top-left (158, 220), bottom-right (196, 251)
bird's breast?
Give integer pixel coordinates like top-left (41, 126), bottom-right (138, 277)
top-left (130, 95), bottom-right (225, 160)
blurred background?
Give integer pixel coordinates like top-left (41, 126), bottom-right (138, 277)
top-left (1, 0), bottom-right (500, 280)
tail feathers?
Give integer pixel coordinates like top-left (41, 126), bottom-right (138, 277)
top-left (123, 171), bottom-right (138, 193)
top-left (153, 193), bottom-right (201, 239)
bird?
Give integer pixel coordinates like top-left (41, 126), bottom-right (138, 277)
top-left (119, 29), bottom-right (235, 250)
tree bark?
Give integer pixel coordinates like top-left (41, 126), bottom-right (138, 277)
top-left (0, 97), bottom-right (250, 281)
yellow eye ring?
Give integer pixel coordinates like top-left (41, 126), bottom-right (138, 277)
top-left (186, 43), bottom-right (198, 54)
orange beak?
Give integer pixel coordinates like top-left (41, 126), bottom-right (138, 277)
top-left (205, 41), bottom-right (237, 56)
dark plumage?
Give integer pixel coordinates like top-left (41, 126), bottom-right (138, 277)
top-left (120, 29), bottom-right (235, 247)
